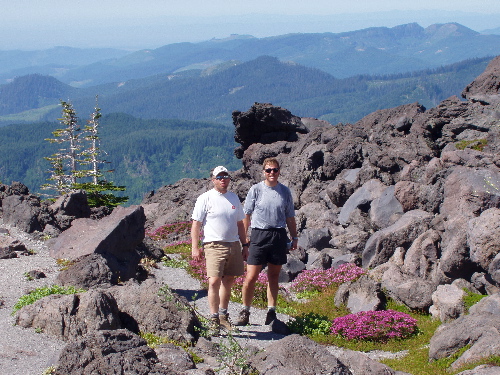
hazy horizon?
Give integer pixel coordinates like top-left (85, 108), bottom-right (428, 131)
top-left (2, 1), bottom-right (500, 51)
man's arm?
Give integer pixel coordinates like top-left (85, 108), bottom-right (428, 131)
top-left (243, 213), bottom-right (251, 243)
top-left (237, 220), bottom-right (249, 261)
top-left (191, 220), bottom-right (203, 261)
top-left (286, 216), bottom-right (298, 251)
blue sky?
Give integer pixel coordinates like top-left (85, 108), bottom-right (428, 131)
top-left (2, 0), bottom-right (500, 50)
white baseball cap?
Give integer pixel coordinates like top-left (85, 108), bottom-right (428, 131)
top-left (212, 166), bottom-right (228, 177)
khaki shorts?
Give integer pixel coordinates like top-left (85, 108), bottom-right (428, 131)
top-left (204, 241), bottom-right (244, 278)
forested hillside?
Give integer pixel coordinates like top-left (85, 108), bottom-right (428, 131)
top-left (0, 56), bottom-right (493, 126)
top-left (0, 74), bottom-right (77, 116)
top-left (0, 113), bottom-right (241, 204)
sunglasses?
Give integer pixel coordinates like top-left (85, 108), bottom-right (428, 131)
top-left (264, 168), bottom-right (280, 173)
top-left (215, 175), bottom-right (231, 180)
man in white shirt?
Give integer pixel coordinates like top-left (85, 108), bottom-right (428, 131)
top-left (191, 166), bottom-right (248, 335)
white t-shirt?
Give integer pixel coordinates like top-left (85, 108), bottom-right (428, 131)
top-left (191, 189), bottom-right (245, 242)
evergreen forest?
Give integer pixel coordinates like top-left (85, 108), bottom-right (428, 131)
top-left (0, 113), bottom-right (240, 204)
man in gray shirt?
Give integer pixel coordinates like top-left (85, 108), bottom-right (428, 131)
top-left (236, 157), bottom-right (298, 326)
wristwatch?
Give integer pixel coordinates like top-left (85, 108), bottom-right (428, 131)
top-left (292, 237), bottom-right (299, 240)
top-left (242, 243), bottom-right (250, 247)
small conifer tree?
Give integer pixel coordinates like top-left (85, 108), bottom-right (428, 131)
top-left (42, 99), bottom-right (128, 207)
top-left (42, 100), bottom-right (81, 195)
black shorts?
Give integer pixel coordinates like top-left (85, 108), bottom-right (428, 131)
top-left (247, 228), bottom-right (288, 266)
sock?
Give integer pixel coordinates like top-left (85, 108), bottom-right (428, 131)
top-left (219, 308), bottom-right (228, 316)
top-left (211, 313), bottom-right (219, 319)
top-left (268, 306), bottom-right (276, 312)
top-left (242, 306), bottom-right (250, 312)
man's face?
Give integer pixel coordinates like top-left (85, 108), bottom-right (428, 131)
top-left (213, 173), bottom-right (231, 190)
top-left (263, 163), bottom-right (280, 183)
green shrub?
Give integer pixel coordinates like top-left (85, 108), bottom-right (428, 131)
top-left (462, 289), bottom-right (487, 313)
top-left (161, 256), bottom-right (189, 269)
top-left (455, 139), bottom-right (487, 151)
top-left (287, 312), bottom-right (332, 336)
top-left (12, 285), bottom-right (85, 314)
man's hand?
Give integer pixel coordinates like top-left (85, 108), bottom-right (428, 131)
top-left (242, 245), bottom-right (249, 261)
top-left (192, 245), bottom-right (203, 261)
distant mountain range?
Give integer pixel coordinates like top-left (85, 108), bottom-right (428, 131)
top-left (1, 22), bottom-right (499, 87)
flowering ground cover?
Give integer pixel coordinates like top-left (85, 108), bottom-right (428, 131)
top-left (289, 263), bottom-right (365, 297)
top-left (232, 272), bottom-right (269, 307)
top-left (147, 221), bottom-right (192, 248)
top-left (331, 309), bottom-right (418, 342)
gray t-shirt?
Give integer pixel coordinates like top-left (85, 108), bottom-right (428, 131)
top-left (244, 181), bottom-right (295, 229)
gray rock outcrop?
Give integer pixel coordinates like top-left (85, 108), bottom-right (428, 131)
top-left (54, 329), bottom-right (180, 375)
top-left (246, 334), bottom-right (353, 375)
top-left (49, 205), bottom-right (146, 282)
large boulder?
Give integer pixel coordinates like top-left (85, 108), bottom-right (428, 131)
top-left (362, 210), bottom-right (434, 269)
top-left (0, 233), bottom-right (28, 259)
top-left (2, 194), bottom-right (44, 233)
top-left (401, 229), bottom-right (443, 283)
top-left (109, 279), bottom-right (200, 344)
top-left (369, 185), bottom-right (404, 230)
top-left (394, 180), bottom-right (442, 214)
top-left (232, 102), bottom-right (309, 158)
top-left (429, 313), bottom-right (500, 368)
top-left (48, 190), bottom-right (92, 232)
top-left (297, 227), bottom-right (331, 251)
top-left (462, 55), bottom-right (500, 105)
top-left (328, 347), bottom-right (412, 375)
top-left (338, 179), bottom-right (387, 227)
top-left (323, 138), bottom-right (363, 180)
top-left (155, 343), bottom-right (195, 372)
top-left (469, 294), bottom-right (500, 316)
top-left (455, 365), bottom-right (500, 375)
top-left (439, 166), bottom-right (500, 279)
top-left (56, 253), bottom-right (114, 288)
top-left (246, 334), bottom-right (352, 375)
top-left (15, 289), bottom-right (122, 341)
top-left (49, 205), bottom-right (146, 282)
top-left (54, 329), bottom-right (179, 375)
top-left (429, 284), bottom-right (466, 322)
top-left (142, 178), bottom-right (209, 231)
top-left (334, 274), bottom-right (385, 313)
top-left (381, 264), bottom-right (436, 311)
top-left (468, 208), bottom-right (500, 272)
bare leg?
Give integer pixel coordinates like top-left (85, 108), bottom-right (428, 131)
top-left (266, 263), bottom-right (282, 307)
top-left (207, 276), bottom-right (222, 315)
top-left (241, 264), bottom-right (262, 307)
top-left (219, 275), bottom-right (235, 310)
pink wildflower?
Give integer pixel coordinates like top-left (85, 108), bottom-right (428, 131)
top-left (331, 309), bottom-right (418, 341)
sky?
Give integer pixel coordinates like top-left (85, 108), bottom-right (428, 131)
top-left (2, 0), bottom-right (500, 50)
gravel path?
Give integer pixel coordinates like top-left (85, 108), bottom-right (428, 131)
top-left (153, 264), bottom-right (290, 349)
top-left (0, 222), bottom-right (289, 375)
top-left (0, 223), bottom-right (64, 375)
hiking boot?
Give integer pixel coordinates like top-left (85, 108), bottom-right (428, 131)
top-left (265, 309), bottom-right (277, 325)
top-left (235, 309), bottom-right (250, 326)
top-left (207, 316), bottom-right (220, 336)
top-left (219, 313), bottom-right (239, 332)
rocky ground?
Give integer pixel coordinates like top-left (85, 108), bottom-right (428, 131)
top-left (0, 223), bottom-right (63, 375)
top-left (0, 221), bottom-right (292, 375)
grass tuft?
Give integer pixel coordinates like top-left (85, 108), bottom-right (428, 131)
top-left (12, 285), bottom-right (86, 314)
